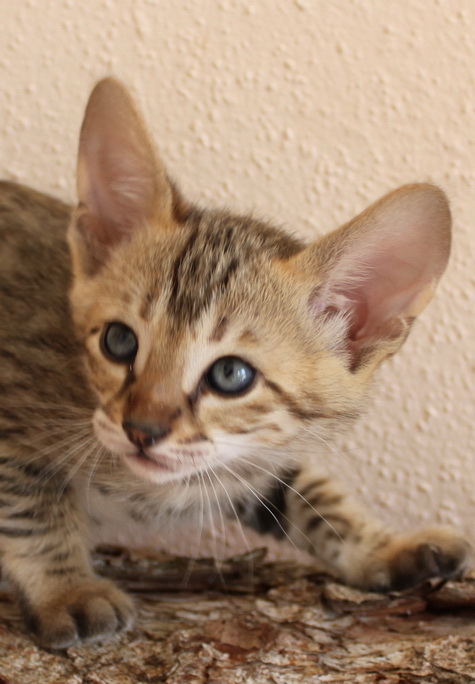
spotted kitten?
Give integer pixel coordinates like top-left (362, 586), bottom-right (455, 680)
top-left (0, 79), bottom-right (469, 649)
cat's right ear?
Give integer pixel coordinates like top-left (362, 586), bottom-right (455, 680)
top-left (70, 78), bottom-right (175, 275)
top-left (289, 183), bottom-right (451, 374)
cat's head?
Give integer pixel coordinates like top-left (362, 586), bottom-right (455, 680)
top-left (68, 78), bottom-right (451, 485)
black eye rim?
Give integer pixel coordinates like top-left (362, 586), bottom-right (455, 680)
top-left (204, 355), bottom-right (257, 397)
top-left (100, 321), bottom-right (138, 364)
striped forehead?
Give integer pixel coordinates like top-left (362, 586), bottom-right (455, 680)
top-left (166, 216), bottom-right (244, 325)
top-left (164, 211), bottom-right (303, 326)
top-left (132, 209), bottom-right (304, 339)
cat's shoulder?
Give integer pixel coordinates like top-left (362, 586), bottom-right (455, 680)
top-left (0, 181), bottom-right (72, 261)
top-left (0, 181), bottom-right (71, 282)
top-left (0, 180), bottom-right (71, 221)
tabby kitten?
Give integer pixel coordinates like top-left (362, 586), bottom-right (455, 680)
top-left (0, 78), bottom-right (469, 649)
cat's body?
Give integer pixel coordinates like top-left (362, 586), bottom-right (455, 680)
top-left (0, 79), bottom-right (470, 649)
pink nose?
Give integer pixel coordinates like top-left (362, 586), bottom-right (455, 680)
top-left (122, 421), bottom-right (170, 449)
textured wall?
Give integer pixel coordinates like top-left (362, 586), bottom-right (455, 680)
top-left (1, 0), bottom-right (474, 556)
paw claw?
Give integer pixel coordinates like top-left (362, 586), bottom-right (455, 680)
top-left (353, 526), bottom-right (471, 592)
top-left (26, 579), bottom-right (135, 649)
top-left (388, 527), bottom-right (471, 590)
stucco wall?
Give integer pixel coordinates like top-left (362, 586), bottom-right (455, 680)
top-left (1, 0), bottom-right (474, 557)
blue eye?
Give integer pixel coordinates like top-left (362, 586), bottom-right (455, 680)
top-left (206, 356), bottom-right (256, 395)
top-left (101, 322), bottom-right (138, 363)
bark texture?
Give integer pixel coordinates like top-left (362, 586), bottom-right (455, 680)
top-left (1, 547), bottom-right (474, 683)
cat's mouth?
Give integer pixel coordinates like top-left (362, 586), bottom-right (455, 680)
top-left (93, 409), bottom-right (214, 481)
top-left (128, 449), bottom-right (179, 472)
top-left (122, 444), bottom-right (218, 483)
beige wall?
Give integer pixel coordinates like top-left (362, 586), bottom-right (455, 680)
top-left (1, 0), bottom-right (474, 557)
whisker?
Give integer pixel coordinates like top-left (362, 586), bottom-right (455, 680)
top-left (13, 423), bottom-right (93, 449)
top-left (84, 442), bottom-right (108, 516)
top-left (204, 466), bottom-right (227, 561)
top-left (212, 439), bottom-right (345, 544)
top-left (0, 399), bottom-right (93, 415)
top-left (167, 474), bottom-right (192, 519)
top-left (39, 433), bottom-right (97, 488)
top-left (206, 462), bottom-right (253, 558)
top-left (219, 461), bottom-right (325, 555)
top-left (181, 467), bottom-right (206, 588)
top-left (236, 455), bottom-right (343, 543)
top-left (298, 425), bottom-right (359, 467)
top-left (201, 469), bottom-right (226, 584)
top-left (15, 426), bottom-right (94, 468)
top-left (56, 436), bottom-right (98, 501)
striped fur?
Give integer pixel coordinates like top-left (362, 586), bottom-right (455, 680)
top-left (0, 79), bottom-right (469, 648)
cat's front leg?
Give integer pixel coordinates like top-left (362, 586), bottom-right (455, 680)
top-left (248, 459), bottom-right (471, 591)
top-left (0, 464), bottom-right (134, 648)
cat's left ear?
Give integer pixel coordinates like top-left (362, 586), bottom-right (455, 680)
top-left (70, 78), bottom-right (179, 274)
top-left (292, 184), bottom-right (451, 371)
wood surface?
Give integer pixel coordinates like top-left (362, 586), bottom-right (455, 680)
top-left (1, 546), bottom-right (474, 683)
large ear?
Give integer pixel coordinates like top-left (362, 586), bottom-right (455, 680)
top-left (70, 78), bottom-right (174, 274)
top-left (293, 184), bottom-right (451, 372)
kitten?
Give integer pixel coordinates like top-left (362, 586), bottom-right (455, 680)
top-left (0, 78), bottom-right (469, 649)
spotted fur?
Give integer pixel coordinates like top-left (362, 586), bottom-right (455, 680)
top-left (0, 79), bottom-right (470, 648)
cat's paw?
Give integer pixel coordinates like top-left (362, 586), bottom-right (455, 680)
top-left (366, 526), bottom-right (471, 591)
top-left (24, 579), bottom-right (136, 649)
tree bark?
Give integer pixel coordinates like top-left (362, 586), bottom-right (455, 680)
top-left (1, 546), bottom-right (474, 683)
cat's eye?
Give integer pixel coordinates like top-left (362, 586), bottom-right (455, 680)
top-left (205, 356), bottom-right (256, 396)
top-left (101, 322), bottom-right (138, 363)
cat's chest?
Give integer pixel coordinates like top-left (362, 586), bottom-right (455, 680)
top-left (72, 458), bottom-right (275, 549)
top-left (74, 477), bottom-right (203, 550)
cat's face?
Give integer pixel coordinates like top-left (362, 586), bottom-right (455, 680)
top-left (71, 216), bottom-right (360, 484)
top-left (68, 79), bottom-right (451, 485)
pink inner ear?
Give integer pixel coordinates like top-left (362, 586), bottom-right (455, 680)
top-left (308, 185), bottom-right (451, 352)
top-left (337, 253), bottom-right (426, 343)
top-left (76, 79), bottom-right (166, 256)
top-left (83, 140), bottom-right (156, 235)
top-left (78, 129), bottom-right (158, 248)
